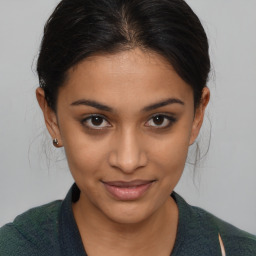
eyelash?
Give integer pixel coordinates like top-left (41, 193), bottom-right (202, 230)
top-left (145, 114), bottom-right (177, 129)
top-left (81, 114), bottom-right (111, 130)
top-left (81, 113), bottom-right (177, 130)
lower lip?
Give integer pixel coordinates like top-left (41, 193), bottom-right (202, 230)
top-left (103, 182), bottom-right (154, 201)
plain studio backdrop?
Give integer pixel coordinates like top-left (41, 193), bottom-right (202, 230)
top-left (0, 0), bottom-right (256, 234)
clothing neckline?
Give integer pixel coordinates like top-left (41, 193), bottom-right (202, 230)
top-left (59, 183), bottom-right (189, 256)
top-left (59, 184), bottom-right (87, 256)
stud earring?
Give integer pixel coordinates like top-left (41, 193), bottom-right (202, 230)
top-left (53, 138), bottom-right (59, 147)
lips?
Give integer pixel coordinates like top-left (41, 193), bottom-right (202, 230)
top-left (102, 180), bottom-right (155, 201)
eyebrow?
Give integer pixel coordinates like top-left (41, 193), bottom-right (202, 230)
top-left (142, 98), bottom-right (184, 112)
top-left (70, 98), bottom-right (184, 112)
top-left (71, 99), bottom-right (113, 112)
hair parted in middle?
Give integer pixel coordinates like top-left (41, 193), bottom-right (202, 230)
top-left (37, 0), bottom-right (210, 111)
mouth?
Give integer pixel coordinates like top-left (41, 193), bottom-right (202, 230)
top-left (102, 180), bottom-right (156, 201)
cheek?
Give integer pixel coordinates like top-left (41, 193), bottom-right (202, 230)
top-left (59, 121), bottom-right (109, 179)
top-left (65, 142), bottom-right (107, 179)
top-left (149, 126), bottom-right (192, 182)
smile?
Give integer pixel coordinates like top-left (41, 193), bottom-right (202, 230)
top-left (102, 180), bottom-right (156, 201)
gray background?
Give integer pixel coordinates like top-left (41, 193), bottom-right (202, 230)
top-left (0, 0), bottom-right (256, 234)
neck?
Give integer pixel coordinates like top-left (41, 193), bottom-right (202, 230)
top-left (72, 194), bottom-right (179, 256)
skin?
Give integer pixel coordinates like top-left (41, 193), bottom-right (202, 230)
top-left (37, 48), bottom-right (210, 256)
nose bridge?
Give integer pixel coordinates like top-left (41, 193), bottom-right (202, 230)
top-left (109, 127), bottom-right (147, 173)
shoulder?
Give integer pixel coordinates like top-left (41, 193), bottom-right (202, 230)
top-left (172, 192), bottom-right (256, 255)
top-left (192, 205), bottom-right (256, 255)
top-left (0, 200), bottom-right (62, 256)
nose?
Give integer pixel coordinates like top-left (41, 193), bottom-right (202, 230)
top-left (108, 129), bottom-right (148, 174)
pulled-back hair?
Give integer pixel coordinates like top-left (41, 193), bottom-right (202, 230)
top-left (37, 0), bottom-right (210, 111)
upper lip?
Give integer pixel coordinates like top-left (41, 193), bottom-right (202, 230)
top-left (102, 180), bottom-right (155, 187)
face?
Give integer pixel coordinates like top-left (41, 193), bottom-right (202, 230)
top-left (37, 48), bottom-right (209, 224)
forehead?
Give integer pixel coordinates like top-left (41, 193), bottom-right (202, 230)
top-left (59, 48), bottom-right (194, 109)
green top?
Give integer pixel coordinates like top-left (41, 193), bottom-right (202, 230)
top-left (0, 183), bottom-right (256, 255)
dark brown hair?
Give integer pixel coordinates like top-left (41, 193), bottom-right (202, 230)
top-left (37, 0), bottom-right (210, 111)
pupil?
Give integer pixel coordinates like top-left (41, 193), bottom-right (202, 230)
top-left (153, 116), bottom-right (164, 125)
top-left (92, 116), bottom-right (103, 126)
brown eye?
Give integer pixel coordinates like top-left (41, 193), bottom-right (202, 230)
top-left (145, 114), bottom-right (176, 128)
top-left (153, 115), bottom-right (165, 126)
top-left (91, 116), bottom-right (104, 126)
top-left (82, 115), bottom-right (111, 129)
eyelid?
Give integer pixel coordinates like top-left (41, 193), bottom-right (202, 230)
top-left (80, 113), bottom-right (176, 130)
top-left (81, 114), bottom-right (111, 129)
top-left (145, 113), bottom-right (177, 128)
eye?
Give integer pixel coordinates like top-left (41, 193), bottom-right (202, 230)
top-left (145, 114), bottom-right (176, 128)
top-left (82, 115), bottom-right (111, 129)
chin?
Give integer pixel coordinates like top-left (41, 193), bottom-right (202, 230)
top-left (101, 201), bottom-right (157, 225)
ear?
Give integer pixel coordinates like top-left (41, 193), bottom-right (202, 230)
top-left (36, 87), bottom-right (63, 147)
top-left (189, 87), bottom-right (210, 145)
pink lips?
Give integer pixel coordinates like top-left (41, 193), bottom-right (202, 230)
top-left (102, 180), bottom-right (155, 201)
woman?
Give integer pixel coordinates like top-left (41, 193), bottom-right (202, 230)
top-left (0, 0), bottom-right (255, 255)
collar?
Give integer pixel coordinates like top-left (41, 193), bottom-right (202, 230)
top-left (59, 183), bottom-right (87, 256)
top-left (58, 183), bottom-right (220, 256)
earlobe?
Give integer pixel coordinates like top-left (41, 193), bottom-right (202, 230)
top-left (189, 87), bottom-right (210, 145)
top-left (36, 87), bottom-right (63, 147)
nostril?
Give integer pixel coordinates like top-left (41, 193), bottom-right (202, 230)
top-left (108, 150), bottom-right (148, 173)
